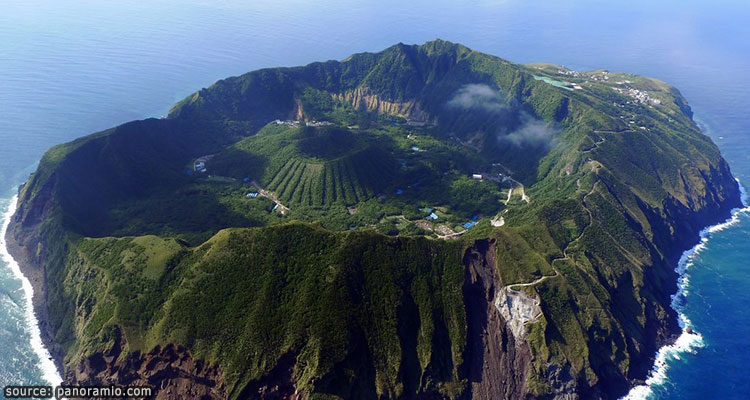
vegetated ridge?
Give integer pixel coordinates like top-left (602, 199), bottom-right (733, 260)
top-left (6, 40), bottom-right (742, 399)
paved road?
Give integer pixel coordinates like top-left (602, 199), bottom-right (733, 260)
top-left (506, 181), bottom-right (599, 291)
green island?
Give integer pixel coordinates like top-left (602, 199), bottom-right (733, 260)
top-left (6, 40), bottom-right (742, 399)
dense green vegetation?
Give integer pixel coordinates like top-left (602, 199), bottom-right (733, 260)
top-left (11, 39), bottom-right (741, 399)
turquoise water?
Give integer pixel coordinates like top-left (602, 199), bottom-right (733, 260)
top-left (1, 0), bottom-right (749, 397)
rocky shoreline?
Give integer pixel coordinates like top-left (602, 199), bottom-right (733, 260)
top-left (5, 176), bottom-right (742, 399)
top-left (4, 203), bottom-right (66, 380)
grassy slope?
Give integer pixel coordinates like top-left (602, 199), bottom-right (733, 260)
top-left (12, 40), bottom-right (741, 398)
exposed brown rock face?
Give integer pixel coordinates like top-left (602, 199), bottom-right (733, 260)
top-left (461, 239), bottom-right (532, 400)
top-left (333, 87), bottom-right (434, 122)
top-left (233, 352), bottom-right (301, 400)
top-left (71, 333), bottom-right (225, 400)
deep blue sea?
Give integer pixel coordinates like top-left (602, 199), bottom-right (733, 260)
top-left (1, 0), bottom-right (749, 398)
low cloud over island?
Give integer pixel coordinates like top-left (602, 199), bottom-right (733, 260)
top-left (447, 83), bottom-right (559, 149)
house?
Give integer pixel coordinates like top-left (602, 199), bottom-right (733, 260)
top-left (306, 120), bottom-right (333, 127)
top-left (246, 192), bottom-right (259, 198)
top-left (472, 174), bottom-right (483, 180)
top-left (420, 207), bottom-right (434, 213)
top-left (463, 221), bottom-right (477, 229)
top-left (395, 189), bottom-right (404, 195)
top-left (426, 212), bottom-right (439, 221)
top-left (411, 146), bottom-right (420, 151)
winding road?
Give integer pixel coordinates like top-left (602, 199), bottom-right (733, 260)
top-left (506, 181), bottom-right (599, 291)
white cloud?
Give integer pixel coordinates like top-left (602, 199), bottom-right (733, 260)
top-left (447, 84), bottom-right (507, 113)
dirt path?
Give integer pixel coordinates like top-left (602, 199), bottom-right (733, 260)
top-left (437, 230), bottom-right (467, 240)
top-left (250, 180), bottom-right (290, 215)
top-left (518, 184), bottom-right (530, 204)
top-left (504, 188), bottom-right (513, 205)
top-left (583, 128), bottom-right (633, 153)
top-left (502, 132), bottom-right (616, 292)
top-left (503, 181), bottom-right (530, 205)
top-left (506, 181), bottom-right (599, 291)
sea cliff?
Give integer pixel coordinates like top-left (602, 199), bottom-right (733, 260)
top-left (6, 40), bottom-right (743, 399)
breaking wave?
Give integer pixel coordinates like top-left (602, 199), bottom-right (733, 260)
top-left (623, 180), bottom-right (750, 399)
top-left (0, 195), bottom-right (62, 386)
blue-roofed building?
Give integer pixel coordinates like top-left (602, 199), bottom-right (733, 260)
top-left (395, 189), bottom-right (404, 195)
top-left (243, 177), bottom-right (251, 183)
top-left (426, 212), bottom-right (439, 221)
top-left (246, 192), bottom-right (259, 198)
top-left (463, 221), bottom-right (477, 229)
top-left (411, 146), bottom-right (420, 151)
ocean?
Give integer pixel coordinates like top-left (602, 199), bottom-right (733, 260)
top-left (1, 0), bottom-right (749, 397)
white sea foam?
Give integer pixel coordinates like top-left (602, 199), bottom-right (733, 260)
top-left (623, 180), bottom-right (750, 399)
top-left (0, 195), bottom-right (62, 386)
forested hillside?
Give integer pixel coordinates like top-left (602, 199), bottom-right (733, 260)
top-left (7, 40), bottom-right (741, 399)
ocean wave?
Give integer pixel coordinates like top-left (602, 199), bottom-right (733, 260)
top-left (0, 195), bottom-right (62, 386)
top-left (622, 180), bottom-right (749, 400)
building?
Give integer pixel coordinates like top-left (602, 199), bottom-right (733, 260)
top-left (426, 212), bottom-right (439, 221)
top-left (463, 221), bottom-right (477, 229)
top-left (472, 174), bottom-right (483, 180)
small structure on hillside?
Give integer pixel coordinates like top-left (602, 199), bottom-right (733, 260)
top-left (426, 212), bottom-right (439, 221)
top-left (463, 221), bottom-right (477, 229)
top-left (193, 154), bottom-right (215, 173)
top-left (306, 120), bottom-right (333, 127)
top-left (246, 192), bottom-right (259, 198)
top-left (472, 173), bottom-right (483, 180)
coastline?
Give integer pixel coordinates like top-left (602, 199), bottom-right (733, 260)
top-left (0, 195), bottom-right (63, 386)
top-left (623, 180), bottom-right (750, 399)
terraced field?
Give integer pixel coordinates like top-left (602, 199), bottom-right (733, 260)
top-left (209, 124), bottom-right (398, 207)
top-left (264, 145), bottom-right (395, 206)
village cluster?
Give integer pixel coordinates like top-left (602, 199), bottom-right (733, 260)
top-left (273, 119), bottom-right (334, 127)
top-left (612, 86), bottom-right (662, 106)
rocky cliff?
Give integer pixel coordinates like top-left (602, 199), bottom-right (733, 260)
top-left (5, 40), bottom-right (744, 399)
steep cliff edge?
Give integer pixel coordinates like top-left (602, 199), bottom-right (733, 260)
top-left (6, 40), bottom-right (743, 399)
top-left (461, 239), bottom-right (533, 399)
